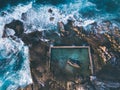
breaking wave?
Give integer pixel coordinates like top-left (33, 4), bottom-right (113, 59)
top-left (0, 38), bottom-right (32, 90)
top-left (0, 0), bottom-right (120, 35)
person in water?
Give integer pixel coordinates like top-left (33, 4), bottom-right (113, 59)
top-left (67, 58), bottom-right (81, 68)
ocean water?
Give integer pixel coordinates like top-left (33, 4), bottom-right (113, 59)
top-left (0, 0), bottom-right (120, 89)
top-left (0, 38), bottom-right (32, 90)
top-left (0, 0), bottom-right (120, 36)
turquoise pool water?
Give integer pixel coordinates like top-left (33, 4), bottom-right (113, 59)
top-left (51, 47), bottom-right (91, 79)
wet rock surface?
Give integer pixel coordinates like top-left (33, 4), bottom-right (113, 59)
top-left (3, 20), bottom-right (24, 38)
top-left (3, 19), bottom-right (120, 90)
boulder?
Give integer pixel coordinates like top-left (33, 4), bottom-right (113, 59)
top-left (4, 20), bottom-right (24, 38)
top-left (22, 31), bottom-right (42, 45)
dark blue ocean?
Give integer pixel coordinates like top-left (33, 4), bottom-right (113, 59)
top-left (0, 0), bottom-right (120, 89)
top-left (0, 0), bottom-right (120, 12)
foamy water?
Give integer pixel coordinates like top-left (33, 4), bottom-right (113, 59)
top-left (0, 0), bottom-right (119, 36)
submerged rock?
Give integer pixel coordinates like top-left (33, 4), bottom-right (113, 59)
top-left (48, 8), bottom-right (53, 13)
top-left (21, 13), bottom-right (27, 21)
top-left (50, 17), bottom-right (54, 21)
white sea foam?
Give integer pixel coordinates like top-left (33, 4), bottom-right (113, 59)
top-left (0, 2), bottom-right (32, 37)
top-left (0, 38), bottom-right (32, 90)
top-left (0, 0), bottom-right (95, 33)
top-left (0, 0), bottom-right (119, 36)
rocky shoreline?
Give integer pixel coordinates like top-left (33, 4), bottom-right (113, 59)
top-left (2, 18), bottom-right (120, 90)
